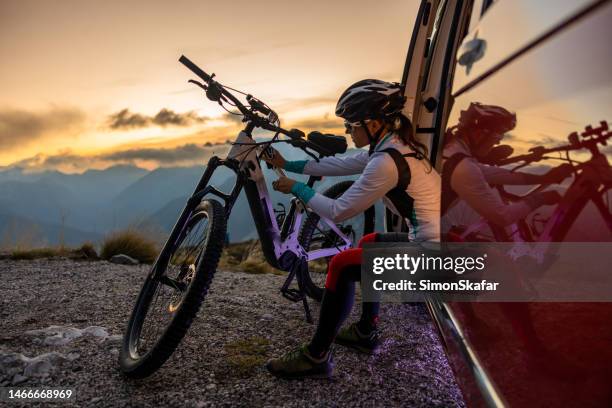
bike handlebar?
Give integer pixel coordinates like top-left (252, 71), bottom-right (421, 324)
top-left (179, 55), bottom-right (338, 159)
top-left (179, 55), bottom-right (251, 117)
top-left (498, 121), bottom-right (610, 166)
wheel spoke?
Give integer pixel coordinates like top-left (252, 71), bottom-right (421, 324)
top-left (120, 199), bottom-right (225, 378)
top-left (132, 214), bottom-right (211, 356)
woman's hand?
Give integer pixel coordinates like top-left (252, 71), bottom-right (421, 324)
top-left (272, 176), bottom-right (297, 193)
top-left (262, 148), bottom-right (286, 168)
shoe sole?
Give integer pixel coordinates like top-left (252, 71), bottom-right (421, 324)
top-left (334, 338), bottom-right (377, 355)
top-left (265, 363), bottom-right (333, 380)
top-left (269, 372), bottom-right (332, 380)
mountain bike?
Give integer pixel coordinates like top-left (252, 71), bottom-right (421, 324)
top-left (119, 55), bottom-right (375, 378)
top-left (447, 121), bottom-right (611, 254)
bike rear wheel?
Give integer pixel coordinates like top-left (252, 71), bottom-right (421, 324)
top-left (119, 199), bottom-right (226, 378)
top-left (298, 180), bottom-right (375, 301)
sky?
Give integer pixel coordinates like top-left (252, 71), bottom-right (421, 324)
top-left (0, 0), bottom-right (419, 172)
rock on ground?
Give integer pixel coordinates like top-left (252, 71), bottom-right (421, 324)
top-left (109, 254), bottom-right (139, 265)
top-left (0, 258), bottom-right (465, 407)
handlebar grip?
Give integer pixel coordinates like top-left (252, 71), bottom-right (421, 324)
top-left (179, 55), bottom-right (212, 82)
top-left (287, 128), bottom-right (305, 139)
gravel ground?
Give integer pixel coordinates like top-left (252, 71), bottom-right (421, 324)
top-left (0, 258), bottom-right (465, 407)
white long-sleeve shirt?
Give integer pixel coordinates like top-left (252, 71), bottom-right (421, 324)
top-left (301, 133), bottom-right (441, 242)
top-left (443, 139), bottom-right (532, 227)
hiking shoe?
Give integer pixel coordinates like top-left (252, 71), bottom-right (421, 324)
top-left (334, 323), bottom-right (380, 354)
top-left (266, 345), bottom-right (333, 379)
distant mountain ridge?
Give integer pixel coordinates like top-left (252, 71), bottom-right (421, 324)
top-left (0, 144), bottom-right (386, 247)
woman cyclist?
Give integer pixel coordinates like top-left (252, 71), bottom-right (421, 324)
top-left (264, 79), bottom-right (440, 379)
top-left (442, 102), bottom-right (574, 226)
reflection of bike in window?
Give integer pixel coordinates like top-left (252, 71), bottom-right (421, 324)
top-left (119, 55), bottom-right (375, 378)
top-left (448, 121), bottom-right (612, 246)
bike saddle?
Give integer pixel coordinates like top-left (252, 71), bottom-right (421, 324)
top-left (307, 131), bottom-right (347, 156)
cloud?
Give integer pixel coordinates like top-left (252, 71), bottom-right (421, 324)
top-left (153, 108), bottom-right (206, 126)
top-left (9, 151), bottom-right (93, 172)
top-left (107, 108), bottom-right (208, 129)
top-left (107, 109), bottom-right (149, 129)
top-left (0, 107), bottom-right (85, 150)
top-left (222, 112), bottom-right (245, 127)
top-left (7, 141), bottom-right (233, 173)
top-left (100, 143), bottom-right (212, 164)
top-left (289, 114), bottom-right (344, 133)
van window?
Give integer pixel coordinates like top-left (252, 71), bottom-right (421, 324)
top-left (420, 0), bottom-right (448, 91)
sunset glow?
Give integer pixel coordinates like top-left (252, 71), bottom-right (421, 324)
top-left (0, 0), bottom-right (418, 172)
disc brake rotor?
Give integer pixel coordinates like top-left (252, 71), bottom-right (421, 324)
top-left (168, 263), bottom-right (196, 312)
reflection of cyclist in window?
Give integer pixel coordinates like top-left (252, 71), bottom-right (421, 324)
top-left (442, 102), bottom-right (574, 226)
top-left (264, 79), bottom-right (440, 379)
top-left (442, 103), bottom-right (576, 376)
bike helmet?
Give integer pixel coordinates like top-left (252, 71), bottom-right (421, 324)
top-left (335, 79), bottom-right (406, 123)
top-left (336, 79), bottom-right (406, 152)
top-left (458, 102), bottom-right (516, 134)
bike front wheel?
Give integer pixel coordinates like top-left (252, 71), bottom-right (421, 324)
top-left (298, 180), bottom-right (375, 302)
top-left (119, 199), bottom-right (226, 378)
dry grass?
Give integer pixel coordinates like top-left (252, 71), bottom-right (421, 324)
top-left (0, 221), bottom-right (45, 250)
top-left (7, 243), bottom-right (99, 261)
top-left (218, 240), bottom-right (283, 275)
top-left (100, 229), bottom-right (158, 264)
top-left (239, 260), bottom-right (282, 275)
top-left (76, 242), bottom-right (98, 259)
top-left (222, 337), bottom-right (271, 378)
top-left (218, 241), bottom-right (252, 268)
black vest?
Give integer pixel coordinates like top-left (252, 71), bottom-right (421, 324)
top-left (379, 148), bottom-right (422, 227)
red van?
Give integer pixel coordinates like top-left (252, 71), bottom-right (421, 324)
top-left (403, 1), bottom-right (612, 406)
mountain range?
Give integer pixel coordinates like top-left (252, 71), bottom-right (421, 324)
top-left (0, 144), bottom-right (366, 248)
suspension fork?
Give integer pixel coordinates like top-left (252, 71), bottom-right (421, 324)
top-left (152, 156), bottom-right (239, 277)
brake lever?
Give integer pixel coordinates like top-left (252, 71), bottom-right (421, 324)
top-left (190, 78), bottom-right (229, 106)
top-left (288, 139), bottom-right (321, 162)
top-left (188, 79), bottom-right (208, 91)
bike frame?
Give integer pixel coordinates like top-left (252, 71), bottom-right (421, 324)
top-left (153, 121), bottom-right (352, 278)
top-left (452, 146), bottom-right (612, 262)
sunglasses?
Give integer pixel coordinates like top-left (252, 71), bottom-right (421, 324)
top-left (344, 119), bottom-right (371, 134)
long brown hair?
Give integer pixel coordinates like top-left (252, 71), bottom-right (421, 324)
top-left (386, 114), bottom-right (432, 171)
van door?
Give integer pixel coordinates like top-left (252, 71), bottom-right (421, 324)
top-left (402, 0), bottom-right (472, 166)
